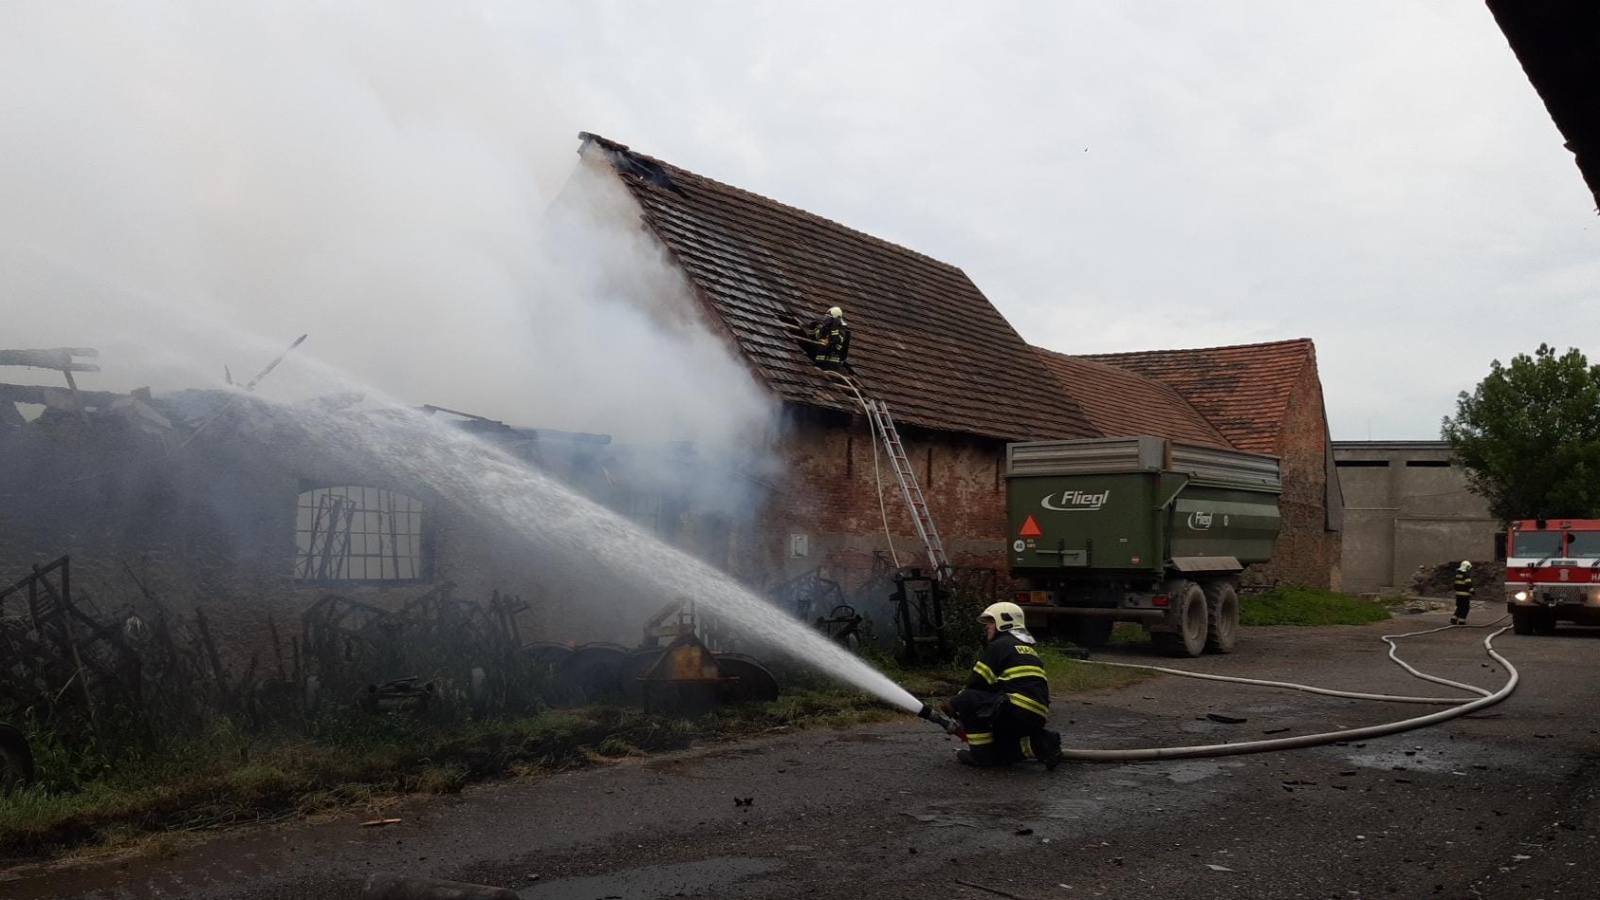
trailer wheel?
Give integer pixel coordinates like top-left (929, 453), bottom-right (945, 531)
top-left (1153, 582), bottom-right (1208, 658)
top-left (1203, 582), bottom-right (1240, 654)
top-left (0, 724), bottom-right (34, 793)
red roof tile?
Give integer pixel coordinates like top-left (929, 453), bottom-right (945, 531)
top-left (1032, 348), bottom-right (1232, 449)
top-left (1079, 339), bottom-right (1316, 454)
top-left (578, 133), bottom-right (1096, 443)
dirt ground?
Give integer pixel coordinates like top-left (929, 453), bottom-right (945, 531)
top-left (5, 602), bottom-right (1598, 900)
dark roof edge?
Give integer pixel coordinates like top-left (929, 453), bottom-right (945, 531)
top-left (577, 131), bottom-right (968, 276)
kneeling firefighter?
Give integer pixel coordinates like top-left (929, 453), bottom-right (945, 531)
top-left (947, 602), bottom-right (1064, 770)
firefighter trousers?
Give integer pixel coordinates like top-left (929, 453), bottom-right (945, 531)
top-left (952, 688), bottom-right (1061, 767)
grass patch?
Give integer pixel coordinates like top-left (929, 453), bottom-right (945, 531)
top-left (1241, 586), bottom-right (1391, 627)
top-left (0, 642), bottom-right (1149, 863)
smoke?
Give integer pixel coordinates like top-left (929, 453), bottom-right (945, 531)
top-left (0, 2), bottom-right (774, 449)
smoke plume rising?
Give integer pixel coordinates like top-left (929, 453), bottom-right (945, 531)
top-left (0, 2), bottom-right (774, 449)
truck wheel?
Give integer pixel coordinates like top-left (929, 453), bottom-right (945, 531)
top-left (1203, 582), bottom-right (1240, 654)
top-left (1511, 609), bottom-right (1534, 635)
top-left (1154, 582), bottom-right (1208, 658)
top-left (1533, 611), bottom-right (1559, 635)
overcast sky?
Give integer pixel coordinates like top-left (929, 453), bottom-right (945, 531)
top-left (3, 2), bottom-right (1595, 443)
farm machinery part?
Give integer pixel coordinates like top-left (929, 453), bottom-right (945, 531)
top-left (533, 598), bottom-right (779, 713)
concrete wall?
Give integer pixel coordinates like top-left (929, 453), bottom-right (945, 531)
top-left (1333, 441), bottom-right (1498, 593)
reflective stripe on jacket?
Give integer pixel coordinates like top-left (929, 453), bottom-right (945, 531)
top-left (1454, 572), bottom-right (1473, 597)
top-left (966, 632), bottom-right (1050, 720)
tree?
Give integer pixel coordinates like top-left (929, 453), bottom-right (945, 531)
top-left (1442, 344), bottom-right (1600, 523)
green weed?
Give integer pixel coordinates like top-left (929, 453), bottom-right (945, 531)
top-left (1241, 586), bottom-right (1391, 626)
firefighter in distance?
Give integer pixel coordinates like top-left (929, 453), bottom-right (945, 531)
top-left (947, 601), bottom-right (1064, 770)
top-left (1451, 560), bottom-right (1473, 625)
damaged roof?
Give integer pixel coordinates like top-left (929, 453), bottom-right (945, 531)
top-left (1487, 0), bottom-right (1600, 211)
top-left (1079, 339), bottom-right (1318, 455)
top-left (577, 132), bottom-right (1096, 443)
top-left (1031, 348), bottom-right (1232, 449)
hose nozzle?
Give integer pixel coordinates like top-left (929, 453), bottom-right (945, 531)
top-left (916, 702), bottom-right (961, 735)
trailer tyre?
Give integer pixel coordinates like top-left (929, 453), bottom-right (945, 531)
top-left (1203, 582), bottom-right (1240, 654)
top-left (1154, 581), bottom-right (1208, 658)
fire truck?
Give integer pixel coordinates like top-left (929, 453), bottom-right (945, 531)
top-left (1504, 518), bottom-right (1600, 634)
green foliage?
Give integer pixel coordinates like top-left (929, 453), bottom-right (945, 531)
top-left (1442, 344), bottom-right (1600, 522)
top-left (1035, 648), bottom-right (1152, 693)
top-left (1240, 587), bottom-right (1390, 626)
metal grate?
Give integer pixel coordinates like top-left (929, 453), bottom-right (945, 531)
top-left (295, 486), bottom-right (426, 581)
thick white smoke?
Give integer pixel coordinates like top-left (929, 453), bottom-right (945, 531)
top-left (0, 2), bottom-right (773, 449)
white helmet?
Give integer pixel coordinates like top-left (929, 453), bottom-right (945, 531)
top-left (979, 601), bottom-right (1027, 633)
top-left (827, 306), bottom-right (843, 319)
top-left (1458, 560), bottom-right (1472, 572)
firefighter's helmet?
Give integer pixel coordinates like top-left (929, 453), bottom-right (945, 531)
top-left (979, 601), bottom-right (1027, 633)
top-left (1459, 560), bottom-right (1472, 572)
top-left (827, 306), bottom-right (843, 319)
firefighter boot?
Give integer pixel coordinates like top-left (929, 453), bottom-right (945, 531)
top-left (1038, 730), bottom-right (1064, 772)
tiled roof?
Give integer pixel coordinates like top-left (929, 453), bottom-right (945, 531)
top-left (1031, 348), bottom-right (1232, 449)
top-left (578, 133), bottom-right (1096, 443)
top-left (1079, 339), bottom-right (1316, 454)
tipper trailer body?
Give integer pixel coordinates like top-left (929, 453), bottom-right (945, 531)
top-left (1005, 436), bottom-right (1282, 656)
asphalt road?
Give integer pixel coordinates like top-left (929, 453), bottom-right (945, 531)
top-left (5, 608), bottom-right (1599, 900)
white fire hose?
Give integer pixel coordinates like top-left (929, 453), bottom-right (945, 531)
top-left (1052, 618), bottom-right (1517, 761)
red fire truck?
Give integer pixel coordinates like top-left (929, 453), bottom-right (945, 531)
top-left (1504, 519), bottom-right (1600, 634)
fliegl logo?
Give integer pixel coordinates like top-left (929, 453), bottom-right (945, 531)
top-left (1188, 510), bottom-right (1214, 530)
top-left (1041, 489), bottom-right (1110, 512)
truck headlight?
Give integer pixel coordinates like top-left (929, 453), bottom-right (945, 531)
top-left (1514, 591), bottom-right (1528, 602)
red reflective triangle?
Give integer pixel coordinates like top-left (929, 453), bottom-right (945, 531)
top-left (1019, 515), bottom-right (1043, 538)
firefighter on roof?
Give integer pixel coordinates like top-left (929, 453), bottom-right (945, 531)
top-left (1451, 560), bottom-right (1473, 625)
top-left (946, 601), bottom-right (1064, 770)
top-left (801, 306), bottom-right (851, 371)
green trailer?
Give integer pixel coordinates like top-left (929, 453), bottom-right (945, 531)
top-left (1005, 436), bottom-right (1281, 656)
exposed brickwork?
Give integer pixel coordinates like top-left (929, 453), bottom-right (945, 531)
top-left (735, 405), bottom-right (1009, 593)
top-left (1247, 361), bottom-right (1342, 590)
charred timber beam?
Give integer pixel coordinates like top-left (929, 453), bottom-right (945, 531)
top-left (0, 382), bottom-right (126, 410)
top-left (0, 348), bottom-right (101, 372)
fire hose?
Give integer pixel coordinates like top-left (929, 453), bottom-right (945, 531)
top-left (918, 618), bottom-right (1518, 762)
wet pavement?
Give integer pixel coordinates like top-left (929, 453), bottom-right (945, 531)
top-left (4, 611), bottom-right (1600, 900)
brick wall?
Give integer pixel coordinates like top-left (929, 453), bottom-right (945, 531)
top-left (1248, 364), bottom-right (1342, 590)
top-left (736, 405), bottom-right (1008, 590)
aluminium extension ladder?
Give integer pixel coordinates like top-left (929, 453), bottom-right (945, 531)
top-left (846, 378), bottom-right (951, 580)
top-left (787, 315), bottom-right (951, 580)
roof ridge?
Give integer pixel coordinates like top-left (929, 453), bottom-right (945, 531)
top-left (1085, 337), bottom-right (1314, 359)
top-left (579, 131), bottom-right (965, 276)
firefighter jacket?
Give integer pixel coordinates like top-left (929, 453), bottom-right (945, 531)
top-left (965, 631), bottom-right (1050, 722)
top-left (804, 318), bottom-right (851, 366)
top-left (1454, 570), bottom-right (1473, 598)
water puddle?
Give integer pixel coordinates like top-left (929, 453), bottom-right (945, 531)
top-left (520, 857), bottom-right (782, 899)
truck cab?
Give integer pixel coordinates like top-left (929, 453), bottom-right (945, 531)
top-left (1505, 519), bottom-right (1600, 634)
